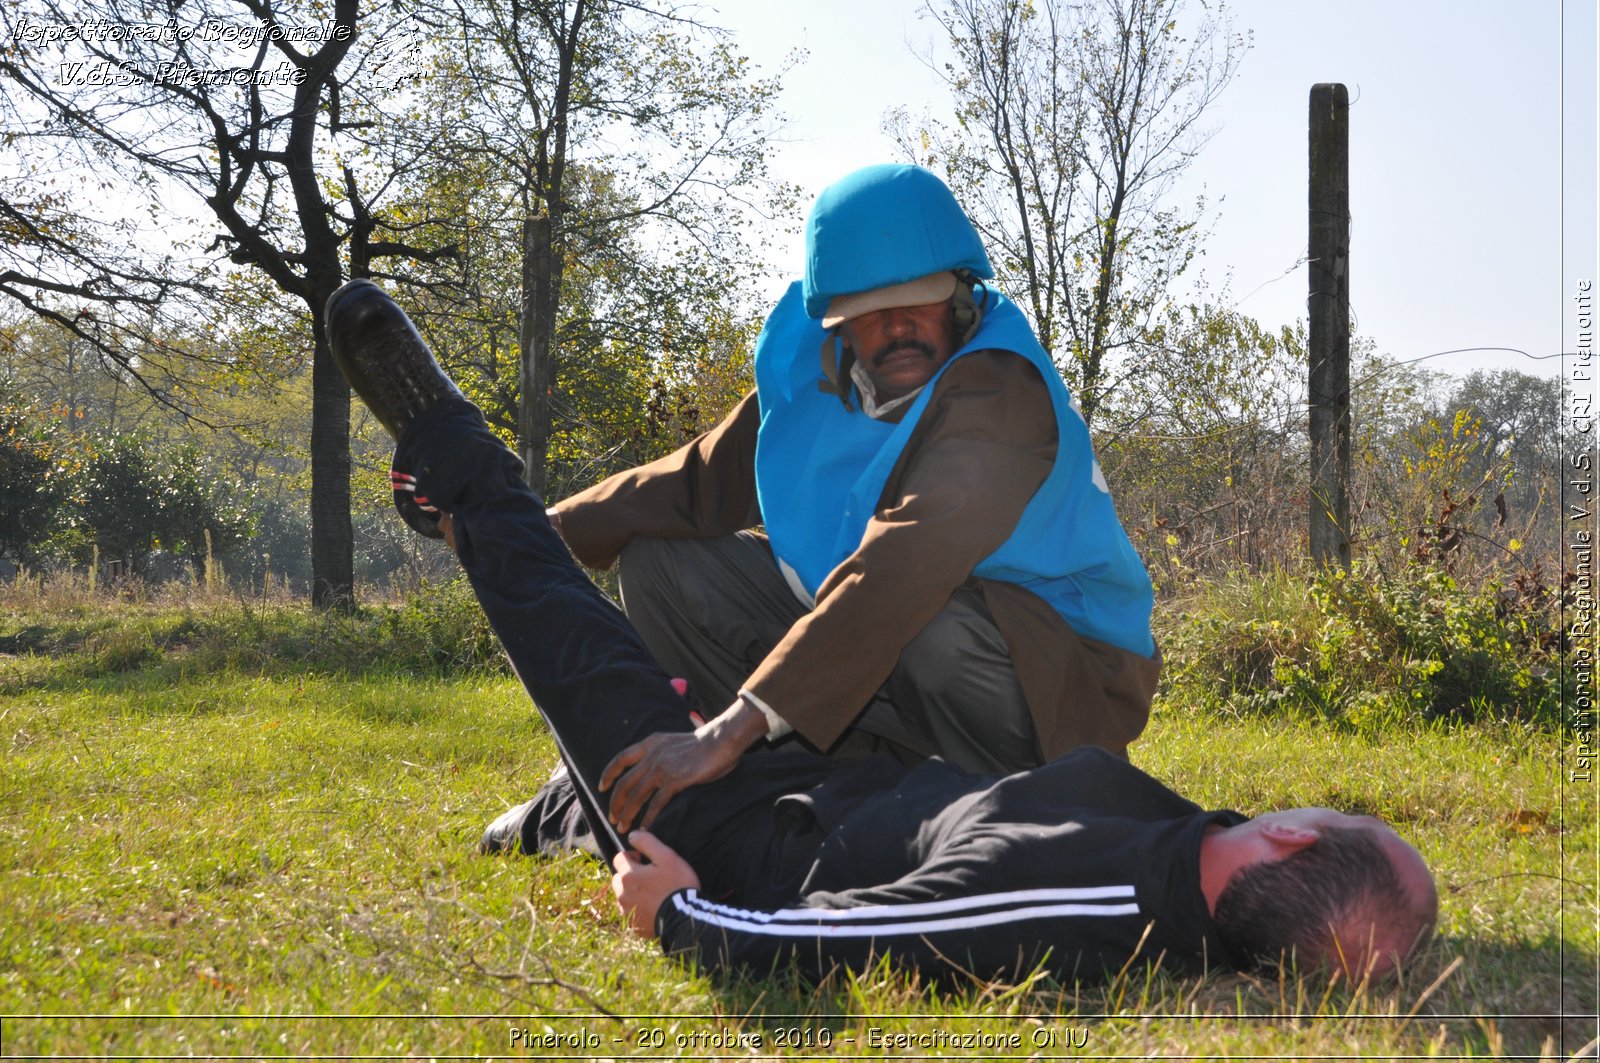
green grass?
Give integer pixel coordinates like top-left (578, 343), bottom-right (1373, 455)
top-left (0, 599), bottom-right (1594, 1058)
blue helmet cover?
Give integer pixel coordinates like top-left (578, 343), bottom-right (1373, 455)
top-left (802, 164), bottom-right (994, 319)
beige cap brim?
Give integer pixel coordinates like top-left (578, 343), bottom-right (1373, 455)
top-left (821, 271), bottom-right (958, 328)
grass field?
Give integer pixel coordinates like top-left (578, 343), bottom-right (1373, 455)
top-left (0, 596), bottom-right (1594, 1059)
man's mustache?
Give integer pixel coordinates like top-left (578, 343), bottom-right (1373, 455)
top-left (871, 338), bottom-right (937, 365)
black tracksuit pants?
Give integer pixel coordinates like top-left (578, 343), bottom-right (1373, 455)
top-left (396, 400), bottom-right (854, 904)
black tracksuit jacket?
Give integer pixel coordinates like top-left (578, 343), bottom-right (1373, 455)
top-left (655, 747), bottom-right (1245, 983)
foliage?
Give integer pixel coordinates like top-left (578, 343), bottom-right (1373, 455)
top-left (381, 576), bottom-right (506, 673)
top-left (546, 299), bottom-right (758, 498)
top-left (379, 152), bottom-right (766, 499)
top-left (0, 164), bottom-right (218, 402)
top-left (894, 0), bottom-right (1248, 424)
top-left (166, 447), bottom-right (254, 574)
top-left (1350, 366), bottom-right (1567, 572)
top-left (1101, 312), bottom-right (1568, 591)
top-left (1450, 369), bottom-right (1566, 517)
top-left (0, 391), bottom-right (74, 566)
top-left (0, 295), bottom-right (456, 596)
top-left (1, 412), bottom-right (257, 580)
top-left (70, 434), bottom-right (254, 577)
top-left (386, 0), bottom-right (793, 495)
top-left (1102, 306), bottom-right (1307, 580)
top-left (1157, 559), bottom-right (1576, 732)
top-left (73, 434), bottom-right (167, 572)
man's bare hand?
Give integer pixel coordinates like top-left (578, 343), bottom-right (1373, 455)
top-left (611, 830), bottom-right (701, 936)
top-left (598, 697), bottom-right (769, 831)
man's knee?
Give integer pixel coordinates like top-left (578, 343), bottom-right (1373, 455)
top-left (616, 536), bottom-right (677, 616)
top-left (887, 593), bottom-right (1039, 772)
top-left (895, 594), bottom-right (1010, 689)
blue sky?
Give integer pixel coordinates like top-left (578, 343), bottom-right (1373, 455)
top-left (711, 0), bottom-right (1597, 385)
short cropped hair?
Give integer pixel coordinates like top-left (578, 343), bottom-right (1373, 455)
top-left (1212, 826), bottom-right (1430, 973)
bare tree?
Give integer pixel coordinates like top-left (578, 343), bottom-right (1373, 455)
top-left (893, 0), bottom-right (1247, 425)
top-left (0, 169), bottom-right (227, 425)
top-left (402, 0), bottom-right (791, 495)
top-left (1, 0), bottom-right (454, 605)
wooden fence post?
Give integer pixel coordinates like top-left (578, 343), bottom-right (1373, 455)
top-left (1309, 83), bottom-right (1352, 569)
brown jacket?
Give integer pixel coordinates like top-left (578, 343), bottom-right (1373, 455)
top-left (550, 350), bottom-right (1157, 760)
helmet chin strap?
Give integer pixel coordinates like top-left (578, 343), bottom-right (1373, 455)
top-left (818, 332), bottom-right (859, 410)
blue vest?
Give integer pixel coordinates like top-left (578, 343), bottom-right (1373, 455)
top-left (753, 281), bottom-right (1156, 658)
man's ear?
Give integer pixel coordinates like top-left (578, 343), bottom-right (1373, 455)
top-left (1258, 821), bottom-right (1320, 853)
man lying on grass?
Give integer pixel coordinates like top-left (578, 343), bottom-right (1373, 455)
top-left (325, 279), bottom-right (1438, 984)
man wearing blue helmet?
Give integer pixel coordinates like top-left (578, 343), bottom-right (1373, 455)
top-left (494, 164), bottom-right (1160, 840)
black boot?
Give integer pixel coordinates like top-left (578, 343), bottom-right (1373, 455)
top-left (326, 280), bottom-right (466, 539)
top-left (325, 279), bottom-right (465, 439)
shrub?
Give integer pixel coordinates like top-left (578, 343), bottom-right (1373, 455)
top-left (1157, 558), bottom-right (1573, 731)
top-left (88, 624), bottom-right (164, 673)
top-left (383, 577), bottom-right (506, 673)
top-left (0, 577), bottom-right (509, 684)
top-left (0, 396), bottom-right (74, 567)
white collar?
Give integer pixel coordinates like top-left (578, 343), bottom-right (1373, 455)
top-left (849, 360), bottom-right (925, 420)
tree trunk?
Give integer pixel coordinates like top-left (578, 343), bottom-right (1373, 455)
top-left (309, 309), bottom-right (354, 607)
top-left (519, 214), bottom-right (555, 498)
top-left (1081, 178), bottom-right (1127, 428)
top-left (287, 2), bottom-right (359, 607)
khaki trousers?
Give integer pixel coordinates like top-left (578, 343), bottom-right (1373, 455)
top-left (616, 531), bottom-right (1041, 775)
